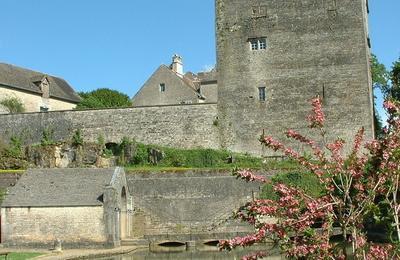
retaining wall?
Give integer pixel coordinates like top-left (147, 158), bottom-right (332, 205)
top-left (0, 103), bottom-right (219, 150)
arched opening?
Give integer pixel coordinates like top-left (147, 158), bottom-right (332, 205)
top-left (203, 240), bottom-right (220, 247)
top-left (158, 241), bottom-right (186, 248)
top-left (105, 142), bottom-right (119, 156)
top-left (120, 187), bottom-right (128, 239)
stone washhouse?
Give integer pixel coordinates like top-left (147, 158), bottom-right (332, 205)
top-left (1, 167), bottom-right (132, 248)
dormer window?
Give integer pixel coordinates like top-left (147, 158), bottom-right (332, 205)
top-left (160, 83), bottom-right (166, 92)
top-left (40, 106), bottom-right (49, 112)
top-left (32, 75), bottom-right (50, 98)
top-left (249, 38), bottom-right (267, 51)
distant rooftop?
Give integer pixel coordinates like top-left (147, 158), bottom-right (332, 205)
top-left (0, 63), bottom-right (81, 103)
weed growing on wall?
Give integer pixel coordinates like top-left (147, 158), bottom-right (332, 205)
top-left (72, 129), bottom-right (84, 146)
top-left (4, 136), bottom-right (23, 158)
top-left (41, 127), bottom-right (55, 146)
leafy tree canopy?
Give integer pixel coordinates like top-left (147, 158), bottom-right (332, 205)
top-left (390, 58), bottom-right (400, 100)
top-left (76, 88), bottom-right (132, 110)
top-left (371, 54), bottom-right (390, 92)
top-left (370, 54), bottom-right (388, 138)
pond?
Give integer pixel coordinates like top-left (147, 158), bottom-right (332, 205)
top-left (97, 245), bottom-right (283, 260)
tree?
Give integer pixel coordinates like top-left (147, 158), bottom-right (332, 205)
top-left (371, 54), bottom-right (389, 138)
top-left (220, 97), bottom-right (398, 259)
top-left (75, 88), bottom-right (132, 110)
top-left (371, 54), bottom-right (390, 92)
top-left (390, 57), bottom-right (400, 100)
top-left (0, 97), bottom-right (25, 113)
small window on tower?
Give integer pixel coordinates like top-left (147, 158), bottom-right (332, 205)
top-left (259, 38), bottom-right (267, 49)
top-left (249, 38), bottom-right (267, 51)
top-left (250, 39), bottom-right (258, 50)
top-left (160, 83), bottom-right (166, 92)
top-left (258, 87), bottom-right (266, 101)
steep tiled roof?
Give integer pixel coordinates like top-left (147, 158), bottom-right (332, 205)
top-left (1, 168), bottom-right (119, 207)
top-left (0, 63), bottom-right (81, 103)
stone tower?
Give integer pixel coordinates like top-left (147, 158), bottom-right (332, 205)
top-left (216, 0), bottom-right (374, 155)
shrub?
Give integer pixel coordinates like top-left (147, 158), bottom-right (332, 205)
top-left (260, 171), bottom-right (324, 201)
top-left (0, 97), bottom-right (25, 113)
top-left (72, 129), bottom-right (84, 146)
top-left (220, 97), bottom-right (396, 259)
top-left (4, 135), bottom-right (23, 158)
top-left (132, 143), bottom-right (148, 165)
top-left (41, 127), bottom-right (55, 146)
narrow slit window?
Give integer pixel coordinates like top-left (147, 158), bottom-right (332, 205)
top-left (258, 87), bottom-right (266, 101)
top-left (159, 83), bottom-right (166, 92)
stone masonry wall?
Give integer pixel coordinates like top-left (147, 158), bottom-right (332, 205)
top-left (127, 170), bottom-right (270, 239)
top-left (1, 206), bottom-right (106, 248)
top-left (0, 103), bottom-right (219, 150)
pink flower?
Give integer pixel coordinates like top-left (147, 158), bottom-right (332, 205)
top-left (235, 169), bottom-right (267, 183)
top-left (307, 97), bottom-right (325, 128)
top-left (262, 136), bottom-right (284, 151)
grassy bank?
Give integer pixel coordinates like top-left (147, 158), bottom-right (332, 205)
top-left (1, 252), bottom-right (43, 260)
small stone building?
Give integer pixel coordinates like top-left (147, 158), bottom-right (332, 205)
top-left (1, 167), bottom-right (132, 248)
top-left (0, 63), bottom-right (81, 113)
top-left (132, 55), bottom-right (217, 106)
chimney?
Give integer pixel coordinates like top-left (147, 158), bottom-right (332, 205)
top-left (171, 54), bottom-right (184, 78)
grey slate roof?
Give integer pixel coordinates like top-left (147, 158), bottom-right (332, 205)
top-left (197, 69), bottom-right (217, 83)
top-left (0, 63), bottom-right (81, 103)
top-left (161, 65), bottom-right (204, 98)
top-left (1, 168), bottom-right (118, 207)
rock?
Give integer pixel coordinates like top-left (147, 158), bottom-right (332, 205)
top-left (81, 144), bottom-right (102, 165)
top-left (0, 157), bottom-right (28, 170)
top-left (148, 148), bottom-right (164, 165)
top-left (53, 238), bottom-right (62, 252)
top-left (96, 156), bottom-right (116, 168)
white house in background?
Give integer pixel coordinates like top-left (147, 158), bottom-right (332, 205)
top-left (0, 63), bottom-right (81, 113)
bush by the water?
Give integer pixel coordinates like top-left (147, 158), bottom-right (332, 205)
top-left (260, 171), bottom-right (324, 200)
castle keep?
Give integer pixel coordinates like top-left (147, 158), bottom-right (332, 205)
top-left (216, 0), bottom-right (374, 153)
top-left (0, 0), bottom-right (374, 155)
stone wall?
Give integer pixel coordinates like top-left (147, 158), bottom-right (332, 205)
top-left (127, 170), bottom-right (270, 239)
top-left (0, 103), bottom-right (219, 150)
top-left (0, 87), bottom-right (76, 113)
top-left (1, 206), bottom-right (106, 248)
top-left (216, 0), bottom-right (374, 155)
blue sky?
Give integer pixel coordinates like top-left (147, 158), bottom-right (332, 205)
top-left (0, 0), bottom-right (399, 105)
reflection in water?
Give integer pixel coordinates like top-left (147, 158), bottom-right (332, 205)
top-left (97, 245), bottom-right (283, 260)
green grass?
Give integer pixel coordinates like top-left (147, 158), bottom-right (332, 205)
top-left (0, 252), bottom-right (43, 260)
top-left (0, 170), bottom-right (25, 174)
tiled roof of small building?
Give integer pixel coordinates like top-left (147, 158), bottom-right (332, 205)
top-left (1, 168), bottom-right (120, 207)
top-left (0, 63), bottom-right (81, 103)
